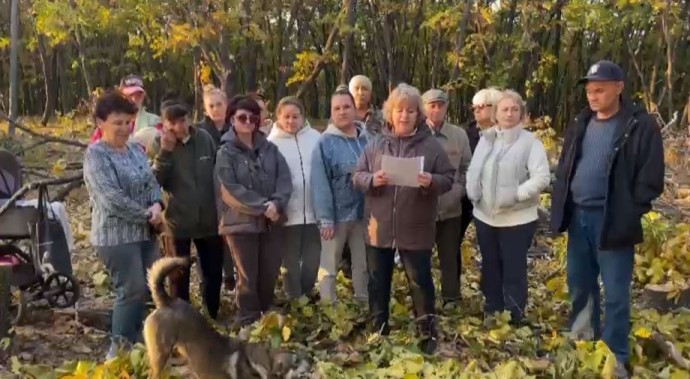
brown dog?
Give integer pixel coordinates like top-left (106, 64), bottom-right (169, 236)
top-left (143, 256), bottom-right (307, 378)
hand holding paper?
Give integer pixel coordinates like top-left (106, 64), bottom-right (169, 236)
top-left (381, 155), bottom-right (425, 187)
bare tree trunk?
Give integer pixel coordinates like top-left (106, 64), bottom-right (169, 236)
top-left (38, 36), bottom-right (56, 125)
top-left (661, 0), bottom-right (674, 120)
top-left (339, 0), bottom-right (356, 85)
top-left (242, 0), bottom-right (258, 92)
top-left (449, 0), bottom-right (474, 83)
top-left (9, 0), bottom-right (19, 134)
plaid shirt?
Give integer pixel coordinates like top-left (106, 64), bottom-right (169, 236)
top-left (83, 141), bottom-right (162, 247)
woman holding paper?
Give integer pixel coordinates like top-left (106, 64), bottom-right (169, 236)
top-left (466, 90), bottom-right (550, 325)
top-left (352, 83), bottom-right (455, 355)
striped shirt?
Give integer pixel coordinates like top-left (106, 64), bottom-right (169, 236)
top-left (83, 141), bottom-right (162, 247)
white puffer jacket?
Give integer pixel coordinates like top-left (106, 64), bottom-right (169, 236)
top-left (267, 122), bottom-right (321, 226)
top-left (466, 125), bottom-right (551, 227)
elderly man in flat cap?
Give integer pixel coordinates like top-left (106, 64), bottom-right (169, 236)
top-left (422, 88), bottom-right (472, 307)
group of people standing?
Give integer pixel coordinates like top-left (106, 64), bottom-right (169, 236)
top-left (84, 60), bottom-right (663, 378)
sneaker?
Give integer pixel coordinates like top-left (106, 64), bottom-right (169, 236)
top-left (105, 339), bottom-right (131, 360)
top-left (419, 337), bottom-right (438, 355)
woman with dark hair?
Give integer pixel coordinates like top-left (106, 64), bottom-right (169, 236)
top-left (147, 100), bottom-right (224, 319)
top-left (215, 95), bottom-right (293, 328)
top-left (83, 90), bottom-right (163, 359)
top-left (311, 88), bottom-right (369, 304)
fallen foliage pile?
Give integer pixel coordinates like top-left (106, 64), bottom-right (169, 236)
top-left (1, 118), bottom-right (689, 378)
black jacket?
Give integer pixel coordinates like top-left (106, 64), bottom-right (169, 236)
top-left (550, 99), bottom-right (664, 250)
top-left (197, 117), bottom-right (230, 148)
top-left (463, 120), bottom-right (481, 154)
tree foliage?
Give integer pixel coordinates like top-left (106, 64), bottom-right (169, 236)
top-left (0, 0), bottom-right (689, 128)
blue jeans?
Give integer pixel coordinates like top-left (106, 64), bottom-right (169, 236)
top-left (96, 240), bottom-right (157, 345)
top-left (567, 207), bottom-right (634, 364)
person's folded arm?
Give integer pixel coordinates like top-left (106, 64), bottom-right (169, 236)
top-left (352, 145), bottom-right (380, 195)
top-left (215, 150), bottom-right (269, 216)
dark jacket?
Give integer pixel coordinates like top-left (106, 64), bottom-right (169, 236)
top-left (463, 120), bottom-right (481, 154)
top-left (352, 122), bottom-right (455, 250)
top-left (197, 117), bottom-right (230, 147)
top-left (215, 128), bottom-right (293, 235)
top-left (148, 127), bottom-right (218, 239)
top-left (550, 99), bottom-right (664, 250)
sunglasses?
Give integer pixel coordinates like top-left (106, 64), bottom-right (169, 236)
top-left (235, 113), bottom-right (260, 125)
top-left (472, 104), bottom-right (491, 111)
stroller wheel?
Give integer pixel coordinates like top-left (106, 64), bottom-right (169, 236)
top-left (44, 273), bottom-right (80, 309)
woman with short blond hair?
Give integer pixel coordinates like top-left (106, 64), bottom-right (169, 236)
top-left (353, 83), bottom-right (455, 354)
top-left (466, 89), bottom-right (550, 325)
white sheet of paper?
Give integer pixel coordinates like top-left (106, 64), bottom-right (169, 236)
top-left (381, 155), bottom-right (424, 187)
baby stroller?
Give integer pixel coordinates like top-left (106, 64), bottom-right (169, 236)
top-left (0, 149), bottom-right (80, 324)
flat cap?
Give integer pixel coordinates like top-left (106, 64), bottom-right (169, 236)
top-left (422, 89), bottom-right (449, 104)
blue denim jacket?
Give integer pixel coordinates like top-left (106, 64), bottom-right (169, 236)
top-left (310, 122), bottom-right (368, 227)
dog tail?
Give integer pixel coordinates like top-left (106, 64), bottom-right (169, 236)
top-left (147, 256), bottom-right (190, 309)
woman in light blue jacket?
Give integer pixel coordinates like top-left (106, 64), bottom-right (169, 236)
top-left (311, 88), bottom-right (369, 303)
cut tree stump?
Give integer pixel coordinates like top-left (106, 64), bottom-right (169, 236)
top-left (640, 282), bottom-right (690, 311)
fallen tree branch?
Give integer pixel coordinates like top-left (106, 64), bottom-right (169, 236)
top-left (0, 112), bottom-right (88, 149)
top-left (651, 332), bottom-right (690, 370)
top-left (51, 179), bottom-right (84, 202)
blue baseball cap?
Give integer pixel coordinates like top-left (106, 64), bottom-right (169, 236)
top-left (578, 60), bottom-right (624, 84)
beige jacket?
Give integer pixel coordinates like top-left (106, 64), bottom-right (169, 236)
top-left (428, 121), bottom-right (472, 221)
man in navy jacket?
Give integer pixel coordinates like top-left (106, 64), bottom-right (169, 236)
top-left (550, 60), bottom-right (664, 377)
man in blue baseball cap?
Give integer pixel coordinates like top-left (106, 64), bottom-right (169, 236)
top-left (550, 60), bottom-right (664, 378)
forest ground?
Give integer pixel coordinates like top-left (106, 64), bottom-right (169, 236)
top-left (1, 117), bottom-right (689, 378)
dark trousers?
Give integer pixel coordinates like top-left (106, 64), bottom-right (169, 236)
top-left (474, 219), bottom-right (536, 323)
top-left (161, 235), bottom-right (224, 319)
top-left (435, 217), bottom-right (463, 302)
top-left (222, 240), bottom-right (236, 289)
top-left (567, 207), bottom-right (634, 364)
top-left (224, 228), bottom-right (286, 326)
top-left (366, 245), bottom-right (436, 338)
top-left (282, 224), bottom-right (321, 299)
top-left (460, 195), bottom-right (474, 241)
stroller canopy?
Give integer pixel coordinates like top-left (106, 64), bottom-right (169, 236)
top-left (0, 149), bottom-right (22, 200)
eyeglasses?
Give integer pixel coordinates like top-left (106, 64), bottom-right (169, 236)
top-left (235, 113), bottom-right (260, 125)
top-left (472, 104), bottom-right (491, 111)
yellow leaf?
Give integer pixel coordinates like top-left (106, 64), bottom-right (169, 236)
top-left (52, 158), bottom-right (67, 176)
top-left (281, 326), bottom-right (291, 342)
top-left (634, 327), bottom-right (653, 339)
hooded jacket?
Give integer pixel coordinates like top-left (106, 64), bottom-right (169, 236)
top-left (148, 126), bottom-right (219, 238)
top-left (215, 127), bottom-right (293, 234)
top-left (267, 122), bottom-right (321, 226)
top-left (352, 122), bottom-right (455, 250)
top-left (310, 122), bottom-right (368, 227)
top-left (196, 117), bottom-right (230, 147)
top-left (550, 99), bottom-right (664, 250)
